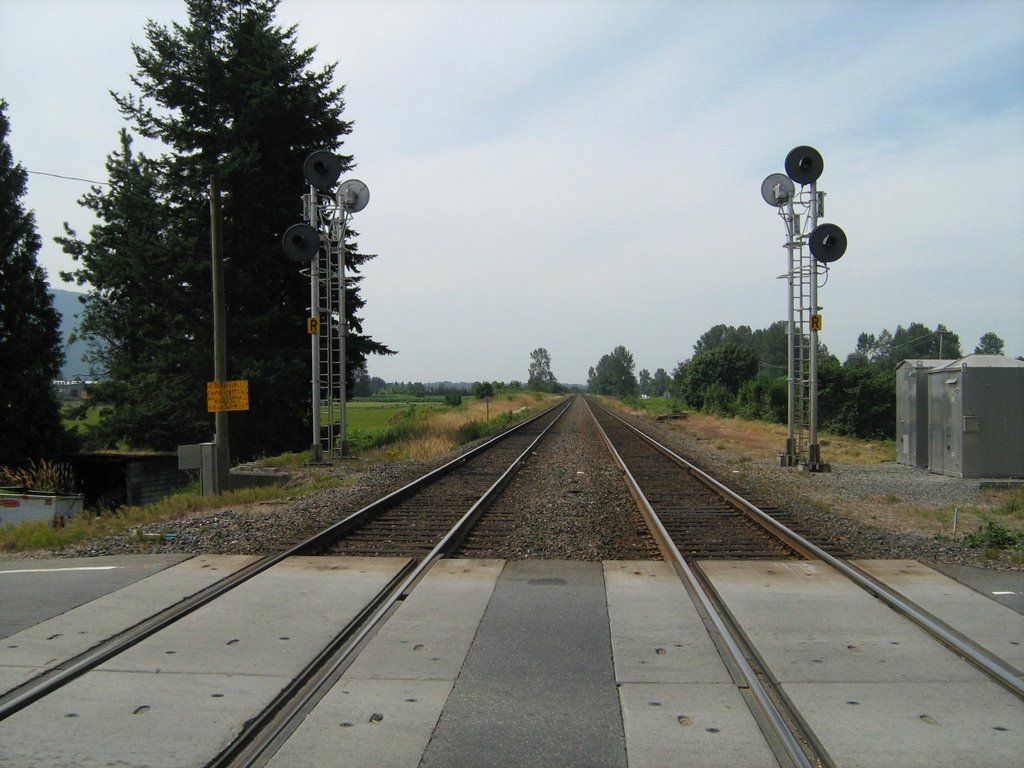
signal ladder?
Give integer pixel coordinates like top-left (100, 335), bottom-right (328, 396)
top-left (308, 191), bottom-right (349, 459)
top-left (788, 238), bottom-right (814, 465)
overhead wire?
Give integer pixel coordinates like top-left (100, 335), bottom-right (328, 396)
top-left (26, 170), bottom-right (110, 186)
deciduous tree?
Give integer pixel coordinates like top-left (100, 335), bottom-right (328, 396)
top-left (974, 332), bottom-right (1005, 355)
top-left (676, 342), bottom-right (758, 409)
top-left (527, 347), bottom-right (557, 392)
top-left (587, 346), bottom-right (638, 397)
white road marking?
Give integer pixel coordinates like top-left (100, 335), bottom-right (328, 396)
top-left (0, 566), bottom-right (121, 575)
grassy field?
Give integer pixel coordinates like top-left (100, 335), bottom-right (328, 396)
top-left (354, 392), bottom-right (559, 460)
top-left (614, 396), bottom-right (895, 464)
top-left (343, 400), bottom-right (445, 431)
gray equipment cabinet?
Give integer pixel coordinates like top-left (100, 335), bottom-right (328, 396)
top-left (896, 359), bottom-right (953, 468)
top-left (926, 355), bottom-right (1024, 478)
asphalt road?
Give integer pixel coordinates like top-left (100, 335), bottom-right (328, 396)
top-left (0, 554), bottom-right (190, 638)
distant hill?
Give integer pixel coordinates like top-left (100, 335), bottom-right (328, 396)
top-left (51, 288), bottom-right (92, 380)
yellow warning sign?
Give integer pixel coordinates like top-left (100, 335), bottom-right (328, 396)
top-left (307, 317), bottom-right (321, 334)
top-left (207, 380), bottom-right (249, 412)
top-left (810, 314), bottom-right (823, 332)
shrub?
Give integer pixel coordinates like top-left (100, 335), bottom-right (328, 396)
top-left (736, 374), bottom-right (787, 423)
top-left (456, 421), bottom-right (485, 443)
top-left (963, 521), bottom-right (1024, 551)
top-left (701, 383), bottom-right (736, 416)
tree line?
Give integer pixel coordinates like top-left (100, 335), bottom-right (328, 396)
top-left (350, 372), bottom-right (528, 400)
top-left (583, 322), bottom-right (1010, 440)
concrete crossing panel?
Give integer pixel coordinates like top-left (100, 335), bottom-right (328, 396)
top-left (267, 559), bottom-right (503, 767)
top-left (702, 559), bottom-right (1024, 768)
top-left (0, 556), bottom-right (408, 768)
top-left (0, 555), bottom-right (258, 693)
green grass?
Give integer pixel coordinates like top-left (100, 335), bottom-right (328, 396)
top-left (949, 487), bottom-right (1024, 562)
top-left (344, 402), bottom-right (443, 430)
top-left (62, 402), bottom-right (104, 431)
top-left (620, 395), bottom-right (689, 417)
top-left (994, 487), bottom-right (1024, 519)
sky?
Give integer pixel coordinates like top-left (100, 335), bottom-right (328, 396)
top-left (2, 0), bottom-right (1022, 385)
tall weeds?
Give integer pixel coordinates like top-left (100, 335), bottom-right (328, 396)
top-left (361, 394), bottom-right (554, 461)
top-left (0, 459), bottom-right (77, 494)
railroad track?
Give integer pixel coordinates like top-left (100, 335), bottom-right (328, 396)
top-left (322, 403), bottom-right (566, 558)
top-left (586, 396), bottom-right (1024, 768)
top-left (591, 405), bottom-right (801, 560)
top-left (2, 395), bottom-right (1020, 768)
top-left (0, 399), bottom-right (571, 730)
top-left (588, 397), bottom-right (1023, 693)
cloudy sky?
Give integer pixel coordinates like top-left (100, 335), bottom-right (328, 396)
top-left (2, 0), bottom-right (1022, 384)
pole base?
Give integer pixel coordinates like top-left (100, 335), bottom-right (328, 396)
top-left (802, 443), bottom-right (831, 473)
top-left (779, 437), bottom-right (801, 467)
top-left (801, 461), bottom-right (832, 473)
top-left (309, 444), bottom-right (327, 465)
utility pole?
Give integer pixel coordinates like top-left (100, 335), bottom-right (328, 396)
top-left (210, 174), bottom-right (230, 493)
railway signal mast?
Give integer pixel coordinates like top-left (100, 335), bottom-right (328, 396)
top-left (282, 151), bottom-right (370, 463)
top-left (761, 146), bottom-right (847, 472)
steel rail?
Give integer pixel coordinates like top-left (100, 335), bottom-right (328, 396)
top-left (291, 398), bottom-right (572, 554)
top-left (596, 400), bottom-right (1024, 701)
top-left (0, 398), bottom-right (570, 722)
top-left (0, 552), bottom-right (285, 721)
top-left (586, 399), bottom-right (816, 768)
top-left (206, 397), bottom-right (573, 768)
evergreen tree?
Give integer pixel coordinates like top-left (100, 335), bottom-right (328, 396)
top-left (60, 129), bottom-right (209, 450)
top-left (0, 100), bottom-right (69, 467)
top-left (637, 368), bottom-right (651, 396)
top-left (61, 0), bottom-right (392, 458)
